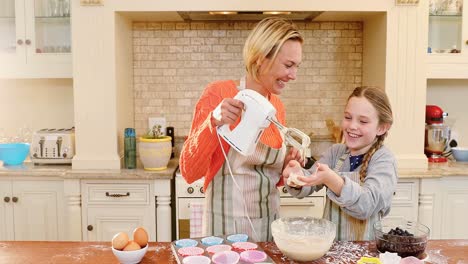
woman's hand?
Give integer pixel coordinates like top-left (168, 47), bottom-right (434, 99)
top-left (282, 159), bottom-right (303, 187)
top-left (211, 98), bottom-right (244, 127)
top-left (283, 147), bottom-right (304, 171)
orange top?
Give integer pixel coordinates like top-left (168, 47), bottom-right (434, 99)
top-left (180, 80), bottom-right (286, 190)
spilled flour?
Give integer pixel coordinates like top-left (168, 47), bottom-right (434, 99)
top-left (277, 241), bottom-right (376, 264)
top-left (322, 241), bottom-right (376, 264)
top-left (425, 249), bottom-right (448, 264)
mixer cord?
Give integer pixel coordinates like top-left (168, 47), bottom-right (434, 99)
top-left (216, 129), bottom-right (260, 242)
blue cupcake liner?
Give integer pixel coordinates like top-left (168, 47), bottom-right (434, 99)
top-left (227, 234), bottom-right (249, 243)
top-left (175, 238), bottom-right (198, 248)
top-left (201, 236), bottom-right (224, 246)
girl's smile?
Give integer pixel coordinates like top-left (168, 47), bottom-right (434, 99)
top-left (342, 96), bottom-right (388, 156)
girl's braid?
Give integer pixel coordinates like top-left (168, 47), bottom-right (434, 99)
top-left (359, 133), bottom-right (387, 183)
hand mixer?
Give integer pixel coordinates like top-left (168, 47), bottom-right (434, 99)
top-left (213, 89), bottom-right (311, 165)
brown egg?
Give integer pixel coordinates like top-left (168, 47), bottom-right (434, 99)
top-left (123, 240), bottom-right (141, 251)
top-left (133, 227), bottom-right (149, 247)
top-left (112, 232), bottom-right (129, 250)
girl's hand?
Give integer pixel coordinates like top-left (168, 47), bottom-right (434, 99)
top-left (296, 163), bottom-right (332, 186)
top-left (297, 163), bottom-right (344, 195)
top-left (283, 147), bottom-right (304, 172)
top-left (211, 98), bottom-right (244, 127)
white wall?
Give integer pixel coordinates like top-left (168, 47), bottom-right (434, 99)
top-left (0, 79), bottom-right (74, 139)
top-left (427, 79), bottom-right (468, 146)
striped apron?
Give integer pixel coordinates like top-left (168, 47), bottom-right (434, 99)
top-left (203, 78), bottom-right (286, 242)
top-left (323, 152), bottom-right (380, 241)
top-left (203, 139), bottom-right (285, 242)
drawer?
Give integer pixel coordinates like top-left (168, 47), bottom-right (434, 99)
top-left (392, 182), bottom-right (416, 204)
top-left (85, 183), bottom-right (151, 205)
top-left (279, 196), bottom-right (324, 218)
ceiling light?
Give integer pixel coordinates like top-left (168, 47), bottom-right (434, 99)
top-left (209, 11), bottom-right (238, 15)
top-left (263, 11), bottom-right (292, 15)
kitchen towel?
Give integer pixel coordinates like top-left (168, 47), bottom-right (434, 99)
top-left (190, 202), bottom-right (204, 238)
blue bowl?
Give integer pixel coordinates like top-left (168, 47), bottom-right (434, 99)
top-left (0, 143), bottom-right (30, 165)
top-left (452, 147), bottom-right (468, 162)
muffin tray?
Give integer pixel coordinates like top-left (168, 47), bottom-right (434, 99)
top-left (171, 234), bottom-right (275, 264)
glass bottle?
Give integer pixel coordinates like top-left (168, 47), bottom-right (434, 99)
top-left (124, 128), bottom-right (136, 169)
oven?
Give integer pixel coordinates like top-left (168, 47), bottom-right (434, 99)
top-left (278, 186), bottom-right (325, 218)
top-left (175, 171), bottom-right (205, 239)
top-left (175, 171), bottom-right (325, 239)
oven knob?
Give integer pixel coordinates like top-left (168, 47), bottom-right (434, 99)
top-left (200, 187), bottom-right (204, 194)
top-left (282, 187), bottom-right (288, 194)
top-left (187, 187), bottom-right (194, 194)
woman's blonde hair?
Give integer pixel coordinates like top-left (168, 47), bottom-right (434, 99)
top-left (347, 86), bottom-right (393, 183)
top-left (243, 17), bottom-right (303, 82)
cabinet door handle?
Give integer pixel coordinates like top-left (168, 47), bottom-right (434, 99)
top-left (105, 192), bottom-right (130, 198)
top-left (282, 203), bottom-right (316, 207)
top-left (466, 40), bottom-right (468, 45)
top-left (17, 39), bottom-right (23, 45)
top-left (12, 197), bottom-right (18, 203)
top-left (87, 225), bottom-right (93, 231)
top-left (4, 197), bottom-right (10, 203)
top-left (25, 39), bottom-right (31, 45)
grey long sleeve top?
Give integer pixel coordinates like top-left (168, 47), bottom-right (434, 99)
top-left (286, 144), bottom-right (398, 220)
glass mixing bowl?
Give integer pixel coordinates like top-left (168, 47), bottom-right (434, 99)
top-left (271, 217), bottom-right (336, 262)
top-left (374, 218), bottom-right (430, 258)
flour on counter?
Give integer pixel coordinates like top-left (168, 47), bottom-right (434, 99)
top-left (322, 241), bottom-right (376, 264)
top-left (426, 249), bottom-right (448, 264)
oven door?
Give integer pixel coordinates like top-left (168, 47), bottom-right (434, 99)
top-left (279, 196), bottom-right (324, 218)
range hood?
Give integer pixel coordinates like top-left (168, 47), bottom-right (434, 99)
top-left (177, 11), bottom-right (323, 21)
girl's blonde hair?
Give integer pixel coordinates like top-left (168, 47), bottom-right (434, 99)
top-left (243, 17), bottom-right (303, 82)
top-left (347, 86), bottom-right (393, 183)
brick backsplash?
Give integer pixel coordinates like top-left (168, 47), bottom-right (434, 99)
top-left (133, 21), bottom-right (362, 142)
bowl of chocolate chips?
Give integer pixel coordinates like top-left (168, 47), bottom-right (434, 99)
top-left (374, 218), bottom-right (430, 258)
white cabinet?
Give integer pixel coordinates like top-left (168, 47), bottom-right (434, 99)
top-left (419, 176), bottom-right (468, 239)
top-left (0, 0), bottom-right (72, 78)
top-left (386, 179), bottom-right (420, 222)
top-left (81, 181), bottom-right (156, 242)
top-left (0, 179), bottom-right (64, 241)
top-left (427, 0), bottom-right (468, 78)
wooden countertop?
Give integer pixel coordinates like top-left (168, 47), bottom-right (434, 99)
top-left (0, 240), bottom-right (466, 264)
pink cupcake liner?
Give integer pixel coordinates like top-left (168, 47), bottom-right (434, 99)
top-left (206, 244), bottom-right (232, 255)
top-left (182, 255), bottom-right (211, 264)
top-left (240, 250), bottom-right (268, 263)
top-left (212, 250), bottom-right (240, 264)
top-left (178, 246), bottom-right (205, 257)
top-left (232, 241), bottom-right (258, 252)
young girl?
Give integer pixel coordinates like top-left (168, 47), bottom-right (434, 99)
top-left (283, 86), bottom-right (398, 241)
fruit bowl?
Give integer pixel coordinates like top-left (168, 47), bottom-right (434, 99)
top-left (374, 218), bottom-right (429, 258)
top-left (271, 217), bottom-right (336, 262)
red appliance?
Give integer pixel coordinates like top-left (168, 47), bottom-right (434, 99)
top-left (424, 105), bottom-right (450, 163)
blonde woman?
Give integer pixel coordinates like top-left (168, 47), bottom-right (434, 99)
top-left (180, 17), bottom-right (304, 241)
top-left (283, 86), bottom-right (398, 241)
